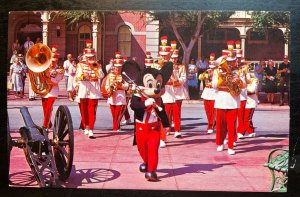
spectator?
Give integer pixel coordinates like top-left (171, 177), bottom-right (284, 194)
top-left (63, 54), bottom-right (73, 90)
top-left (10, 50), bottom-right (18, 64)
top-left (187, 58), bottom-right (199, 99)
top-left (264, 60), bottom-right (277, 104)
top-left (18, 54), bottom-right (27, 97)
top-left (277, 55), bottom-right (290, 106)
top-left (254, 59), bottom-right (266, 103)
top-left (35, 37), bottom-right (42, 44)
top-left (23, 36), bottom-right (34, 55)
top-left (196, 56), bottom-right (209, 95)
top-left (67, 59), bottom-right (77, 101)
top-left (9, 57), bottom-right (25, 98)
top-left (11, 39), bottom-right (21, 54)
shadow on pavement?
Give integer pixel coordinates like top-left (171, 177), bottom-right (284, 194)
top-left (61, 167), bottom-right (121, 188)
top-left (157, 162), bottom-right (235, 179)
top-left (9, 171), bottom-right (38, 187)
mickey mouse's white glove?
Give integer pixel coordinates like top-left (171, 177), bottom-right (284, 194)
top-left (145, 98), bottom-right (155, 107)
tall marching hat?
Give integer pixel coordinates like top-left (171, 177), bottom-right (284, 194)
top-left (51, 44), bottom-right (59, 61)
top-left (170, 40), bottom-right (177, 50)
top-left (209, 53), bottom-right (216, 68)
top-left (234, 40), bottom-right (243, 58)
top-left (86, 39), bottom-right (92, 48)
top-left (51, 44), bottom-right (58, 53)
top-left (83, 39), bottom-right (95, 57)
top-left (145, 52), bottom-right (154, 68)
top-left (123, 56), bottom-right (128, 62)
top-left (222, 40), bottom-right (236, 61)
top-left (114, 51), bottom-right (123, 67)
top-left (161, 36), bottom-right (168, 46)
top-left (159, 36), bottom-right (171, 56)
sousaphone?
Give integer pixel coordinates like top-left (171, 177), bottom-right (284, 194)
top-left (26, 43), bottom-right (53, 96)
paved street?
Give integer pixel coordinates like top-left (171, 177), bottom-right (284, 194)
top-left (7, 92), bottom-right (289, 192)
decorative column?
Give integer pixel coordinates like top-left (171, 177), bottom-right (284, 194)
top-left (91, 12), bottom-right (99, 58)
top-left (146, 13), bottom-right (159, 60)
top-left (41, 11), bottom-right (50, 46)
top-left (240, 34), bottom-right (246, 58)
top-left (279, 28), bottom-right (289, 56)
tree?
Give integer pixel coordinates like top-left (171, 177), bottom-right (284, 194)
top-left (250, 11), bottom-right (290, 42)
top-left (150, 11), bottom-right (234, 65)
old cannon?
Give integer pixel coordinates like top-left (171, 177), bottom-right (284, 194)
top-left (7, 105), bottom-right (74, 187)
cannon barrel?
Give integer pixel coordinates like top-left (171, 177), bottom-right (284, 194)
top-left (20, 106), bottom-right (45, 142)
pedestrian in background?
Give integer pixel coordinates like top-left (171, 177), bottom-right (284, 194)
top-left (9, 57), bottom-right (25, 98)
top-left (196, 56), bottom-right (209, 96)
top-left (63, 54), bottom-right (73, 90)
top-left (23, 36), bottom-right (34, 55)
top-left (67, 59), bottom-right (77, 101)
top-left (277, 55), bottom-right (290, 106)
top-left (187, 58), bottom-right (198, 99)
top-left (18, 54), bottom-right (27, 98)
top-left (264, 60), bottom-right (277, 104)
top-left (254, 59), bottom-right (265, 103)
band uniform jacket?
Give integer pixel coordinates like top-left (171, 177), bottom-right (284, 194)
top-left (237, 68), bottom-right (248, 101)
top-left (173, 65), bottom-right (189, 100)
top-left (130, 94), bottom-right (170, 128)
top-left (43, 70), bottom-right (64, 98)
top-left (212, 69), bottom-right (240, 109)
top-left (245, 77), bottom-right (259, 109)
top-left (106, 73), bottom-right (129, 105)
top-left (75, 62), bottom-right (104, 99)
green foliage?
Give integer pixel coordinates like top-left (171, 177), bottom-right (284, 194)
top-left (150, 11), bottom-right (233, 44)
top-left (55, 10), bottom-right (95, 24)
top-left (251, 11), bottom-right (290, 39)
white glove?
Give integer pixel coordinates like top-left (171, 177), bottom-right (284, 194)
top-left (131, 84), bottom-right (136, 91)
top-left (144, 98), bottom-right (155, 107)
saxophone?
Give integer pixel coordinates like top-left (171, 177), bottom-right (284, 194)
top-left (217, 60), bottom-right (243, 96)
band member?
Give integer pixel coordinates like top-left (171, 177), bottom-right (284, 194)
top-left (121, 56), bottom-right (132, 125)
top-left (234, 41), bottom-right (248, 139)
top-left (159, 36), bottom-right (175, 147)
top-left (212, 41), bottom-right (243, 155)
top-left (124, 60), bottom-right (172, 181)
top-left (171, 46), bottom-right (188, 138)
top-left (199, 53), bottom-right (217, 134)
top-left (75, 40), bottom-right (104, 138)
top-left (42, 45), bottom-right (64, 129)
top-left (243, 72), bottom-right (259, 137)
top-left (106, 52), bottom-right (129, 131)
top-left (145, 52), bottom-right (154, 68)
top-left (73, 54), bottom-right (85, 132)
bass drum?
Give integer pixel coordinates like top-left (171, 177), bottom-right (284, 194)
top-left (100, 75), bottom-right (109, 98)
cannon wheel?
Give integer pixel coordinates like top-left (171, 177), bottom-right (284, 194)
top-left (22, 127), bottom-right (58, 187)
top-left (53, 105), bottom-right (74, 181)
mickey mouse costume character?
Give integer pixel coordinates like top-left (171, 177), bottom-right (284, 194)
top-left (122, 60), bottom-right (173, 181)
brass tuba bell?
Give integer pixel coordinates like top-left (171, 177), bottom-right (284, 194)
top-left (26, 43), bottom-right (53, 96)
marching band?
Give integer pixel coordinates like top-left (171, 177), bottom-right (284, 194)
top-left (25, 37), bottom-right (259, 158)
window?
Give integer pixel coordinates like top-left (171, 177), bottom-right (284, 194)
top-left (248, 29), bottom-right (268, 44)
top-left (208, 30), bottom-right (226, 41)
top-left (118, 25), bottom-right (131, 57)
top-left (78, 25), bottom-right (91, 54)
top-left (249, 31), bottom-right (267, 41)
